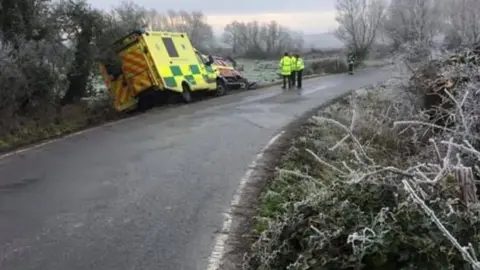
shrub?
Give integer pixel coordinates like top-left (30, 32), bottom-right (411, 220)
top-left (307, 58), bottom-right (349, 75)
top-left (0, 42), bottom-right (120, 151)
top-left (247, 170), bottom-right (480, 269)
top-left (245, 47), bottom-right (480, 270)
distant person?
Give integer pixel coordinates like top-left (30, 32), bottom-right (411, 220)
top-left (347, 52), bottom-right (356, 74)
top-left (294, 54), bottom-right (304, 89)
top-left (347, 51), bottom-right (356, 61)
top-left (290, 54), bottom-right (297, 87)
top-left (279, 52), bottom-right (292, 89)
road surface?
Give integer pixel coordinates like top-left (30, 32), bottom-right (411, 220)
top-left (0, 68), bottom-right (393, 270)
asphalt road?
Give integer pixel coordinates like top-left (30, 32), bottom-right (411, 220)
top-left (0, 68), bottom-right (394, 270)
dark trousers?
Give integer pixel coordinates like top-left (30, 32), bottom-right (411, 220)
top-left (297, 69), bottom-right (303, 88)
top-left (290, 71), bottom-right (296, 86)
top-left (348, 63), bottom-right (354, 73)
top-left (282, 75), bottom-right (291, 88)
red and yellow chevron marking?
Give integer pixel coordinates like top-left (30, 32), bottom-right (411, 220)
top-left (107, 76), bottom-right (130, 109)
top-left (129, 70), bottom-right (152, 94)
top-left (121, 50), bottom-right (148, 76)
top-left (120, 81), bottom-right (130, 104)
top-left (99, 64), bottom-right (112, 88)
top-left (98, 64), bottom-right (137, 111)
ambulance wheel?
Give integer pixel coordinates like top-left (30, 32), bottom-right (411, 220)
top-left (137, 91), bottom-right (154, 112)
top-left (216, 79), bottom-right (227, 96)
top-left (181, 83), bottom-right (192, 103)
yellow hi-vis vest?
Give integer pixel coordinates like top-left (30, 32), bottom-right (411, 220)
top-left (291, 56), bottom-right (297, 71)
top-left (296, 57), bottom-right (304, 71)
top-left (279, 56), bottom-right (292, 75)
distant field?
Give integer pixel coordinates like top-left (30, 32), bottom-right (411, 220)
top-left (238, 56), bottom-right (391, 84)
top-left (237, 59), bottom-right (280, 85)
top-left (237, 56), bottom-right (342, 84)
top-left (92, 56), bottom-right (390, 95)
top-left (237, 57), bottom-right (329, 85)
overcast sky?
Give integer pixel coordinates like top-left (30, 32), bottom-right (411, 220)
top-left (88, 0), bottom-right (338, 34)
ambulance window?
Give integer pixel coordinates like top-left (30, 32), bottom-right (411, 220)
top-left (162, 37), bottom-right (179, 57)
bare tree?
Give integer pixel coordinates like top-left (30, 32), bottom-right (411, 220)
top-left (175, 10), bottom-right (214, 51)
top-left (444, 0), bottom-right (480, 47)
top-left (222, 20), bottom-right (303, 58)
top-left (105, 1), bottom-right (147, 39)
top-left (222, 21), bottom-right (246, 54)
top-left (142, 9), bottom-right (214, 51)
top-left (383, 0), bottom-right (442, 50)
top-left (335, 0), bottom-right (387, 60)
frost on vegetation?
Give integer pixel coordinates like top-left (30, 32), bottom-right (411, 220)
top-left (0, 37), bottom-right (117, 149)
top-left (239, 55), bottom-right (353, 85)
top-left (244, 47), bottom-right (480, 270)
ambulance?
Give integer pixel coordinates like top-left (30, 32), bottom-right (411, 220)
top-left (98, 29), bottom-right (220, 112)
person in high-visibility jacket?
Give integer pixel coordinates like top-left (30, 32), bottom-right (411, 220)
top-left (294, 54), bottom-right (305, 89)
top-left (290, 54), bottom-right (297, 87)
top-left (279, 52), bottom-right (292, 89)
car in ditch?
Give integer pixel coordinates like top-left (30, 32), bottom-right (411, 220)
top-left (202, 54), bottom-right (256, 94)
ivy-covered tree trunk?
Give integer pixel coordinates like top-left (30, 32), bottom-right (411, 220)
top-left (62, 21), bottom-right (94, 105)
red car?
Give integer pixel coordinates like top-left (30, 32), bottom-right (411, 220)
top-left (202, 54), bottom-right (256, 93)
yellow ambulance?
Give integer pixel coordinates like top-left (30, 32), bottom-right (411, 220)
top-left (98, 29), bottom-right (219, 112)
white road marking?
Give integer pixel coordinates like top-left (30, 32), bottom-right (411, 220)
top-left (206, 131), bottom-right (285, 270)
top-left (0, 115), bottom-right (141, 160)
top-left (301, 84), bottom-right (332, 95)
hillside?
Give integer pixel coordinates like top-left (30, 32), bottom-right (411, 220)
top-left (303, 32), bottom-right (343, 49)
top-left (212, 32), bottom-right (344, 52)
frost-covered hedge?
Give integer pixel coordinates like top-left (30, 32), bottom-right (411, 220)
top-left (245, 47), bottom-right (480, 269)
top-left (0, 40), bottom-right (118, 150)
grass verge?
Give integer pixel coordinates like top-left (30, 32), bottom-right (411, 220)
top-left (0, 101), bottom-right (125, 154)
top-left (218, 82), bottom-right (369, 270)
top-left (243, 63), bottom-right (480, 269)
top-left (0, 73), bottom-right (331, 155)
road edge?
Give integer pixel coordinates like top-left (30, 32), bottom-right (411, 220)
top-left (205, 87), bottom-right (361, 270)
top-left (0, 74), bottom-right (329, 160)
top-left (252, 73), bottom-right (323, 89)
